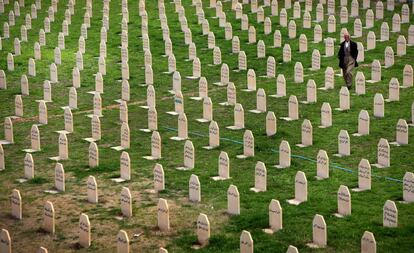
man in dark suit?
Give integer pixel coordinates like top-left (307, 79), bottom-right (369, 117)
top-left (338, 33), bottom-right (358, 90)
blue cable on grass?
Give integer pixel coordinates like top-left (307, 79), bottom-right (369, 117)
top-left (163, 126), bottom-right (403, 183)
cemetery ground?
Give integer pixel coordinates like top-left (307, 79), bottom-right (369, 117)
top-left (0, 0), bottom-right (414, 252)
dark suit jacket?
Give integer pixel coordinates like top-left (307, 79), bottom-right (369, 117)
top-left (338, 40), bottom-right (359, 69)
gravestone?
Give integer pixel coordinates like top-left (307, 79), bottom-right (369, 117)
top-left (38, 101), bottom-right (48, 125)
top-left (280, 8), bottom-right (287, 27)
top-left (158, 198), bottom-right (170, 231)
top-left (340, 7), bottom-right (348, 24)
top-left (189, 174), bottom-right (201, 202)
top-left (353, 19), bottom-right (362, 38)
top-left (316, 4), bottom-right (324, 22)
top-left (380, 22), bottom-right (389, 41)
top-left (397, 35), bottom-right (406, 56)
top-left (336, 87), bottom-right (350, 111)
top-left (283, 44), bottom-right (291, 62)
top-left (248, 26), bottom-right (256, 44)
top-left (11, 189), bottom-right (22, 219)
top-left (335, 185), bottom-right (351, 217)
top-left (24, 153), bottom-right (34, 179)
top-left (194, 213), bottom-right (210, 249)
top-left (28, 58), bottom-right (36, 76)
top-left (227, 185), bottom-right (240, 215)
top-left (392, 14), bottom-right (400, 33)
top-left (352, 159), bottom-right (371, 192)
top-left (120, 187), bottom-right (132, 217)
top-left (274, 30), bottom-right (282, 47)
top-left (55, 163), bottom-right (65, 192)
top-left (240, 230), bottom-right (253, 253)
top-left (21, 75), bottom-right (29, 96)
top-left (264, 111), bottom-right (277, 136)
top-left (79, 213), bottom-right (91, 248)
top-left (311, 50), bottom-right (321, 70)
top-left (373, 138), bottom-right (390, 168)
top-left (307, 215), bottom-right (327, 248)
top-left (250, 89), bottom-right (266, 113)
top-left (383, 200), bottom-right (398, 227)
top-left (353, 110), bottom-right (370, 136)
top-left (257, 40), bottom-right (265, 58)
top-left (386, 78), bottom-right (399, 102)
top-left (26, 125), bottom-right (40, 152)
top-left (1, 117), bottom-right (14, 144)
top-left (281, 95), bottom-right (299, 121)
top-left (392, 119), bottom-right (408, 145)
top-left (227, 103), bottom-right (244, 130)
top-left (373, 93), bottom-right (384, 118)
top-left (316, 150), bottom-right (329, 179)
top-left (384, 47), bottom-right (394, 68)
top-left (275, 140), bottom-right (290, 169)
top-left (0, 229), bottom-right (11, 253)
top-left (154, 163), bottom-right (165, 191)
top-left (322, 67), bottom-right (334, 90)
top-left (294, 62), bottom-right (303, 83)
top-left (403, 65), bottom-right (413, 87)
top-left (335, 130), bottom-right (350, 157)
top-left (361, 231), bottom-right (376, 253)
top-left (287, 171), bottom-right (307, 205)
top-left (403, 172), bottom-right (414, 203)
top-left (328, 15), bottom-right (336, 33)
top-left (264, 199), bottom-right (282, 233)
top-left (250, 162), bottom-right (267, 192)
top-left (314, 25), bottom-right (322, 43)
top-left (237, 130), bottom-right (254, 159)
top-left (43, 201), bottom-right (55, 233)
top-left (299, 34), bottom-right (308, 53)
top-left (319, 103), bottom-right (332, 128)
top-left (297, 119), bottom-right (313, 147)
top-left (87, 176), bottom-right (98, 203)
top-left (303, 11), bottom-right (311, 28)
top-left (117, 230), bottom-right (129, 253)
top-left (288, 20), bottom-right (296, 39)
top-left (0, 144), bottom-right (4, 170)
top-left (376, 1), bottom-right (384, 19)
top-left (15, 95), bottom-right (23, 117)
top-left (88, 142), bottom-right (99, 168)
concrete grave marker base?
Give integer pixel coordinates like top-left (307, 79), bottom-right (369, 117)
top-left (186, 76), bottom-right (200, 80)
top-left (176, 166), bottom-right (193, 171)
top-left (61, 106), bottom-right (77, 111)
top-left (226, 125), bottom-right (244, 130)
top-left (274, 164), bottom-right (289, 169)
top-left (318, 125), bottom-right (330, 129)
top-left (351, 187), bottom-right (369, 192)
top-left (111, 178), bottom-right (127, 183)
top-left (249, 109), bottom-right (265, 114)
top-left (196, 118), bottom-right (210, 123)
top-left (44, 189), bottom-right (59, 194)
top-left (314, 176), bottom-right (327, 181)
top-left (139, 105), bottom-right (149, 109)
top-left (211, 176), bottom-right (230, 181)
top-left (190, 96), bottom-right (203, 101)
top-left (35, 99), bottom-right (52, 103)
top-left (202, 145), bottom-right (217, 150)
top-left (0, 140), bottom-right (12, 145)
top-left (333, 153), bottom-right (347, 157)
top-left (213, 81), bottom-right (231, 86)
top-left (83, 138), bottom-right (98, 143)
top-left (22, 148), bottom-right (39, 153)
top-left (139, 128), bottom-right (152, 133)
top-left (279, 117), bottom-right (296, 121)
top-left (170, 136), bottom-right (187, 141)
top-left (269, 94), bottom-right (285, 98)
top-left (371, 163), bottom-right (386, 168)
top-left (306, 243), bottom-right (325, 248)
top-left (111, 146), bottom-right (127, 151)
top-left (389, 141), bottom-right (402, 146)
top-left (16, 178), bottom-right (28, 183)
top-left (86, 114), bottom-right (102, 118)
top-left (242, 88), bottom-right (256, 92)
top-left (142, 155), bottom-right (161, 161)
top-left (55, 130), bottom-right (71, 135)
top-left (48, 156), bottom-right (66, 161)
top-left (334, 213), bottom-right (346, 218)
top-left (250, 187), bottom-right (265, 193)
top-left (219, 102), bottom-right (234, 106)
top-left (352, 133), bottom-right (365, 137)
top-left (367, 80), bottom-right (380, 83)
top-left (262, 228), bottom-right (279, 234)
top-left (296, 144), bottom-right (310, 148)
top-left (166, 111), bottom-right (179, 116)
top-left (87, 91), bottom-right (103, 95)
top-left (286, 199), bottom-right (304, 205)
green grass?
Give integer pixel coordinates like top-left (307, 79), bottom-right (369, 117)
top-left (0, 0), bottom-right (414, 252)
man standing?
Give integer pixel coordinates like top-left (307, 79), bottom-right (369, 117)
top-left (338, 33), bottom-right (358, 90)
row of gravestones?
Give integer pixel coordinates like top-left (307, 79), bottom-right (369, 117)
top-left (3, 166), bottom-right (413, 252)
top-left (0, 0), bottom-right (412, 251)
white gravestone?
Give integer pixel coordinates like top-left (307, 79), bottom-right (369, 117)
top-left (287, 171), bottom-right (307, 205)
